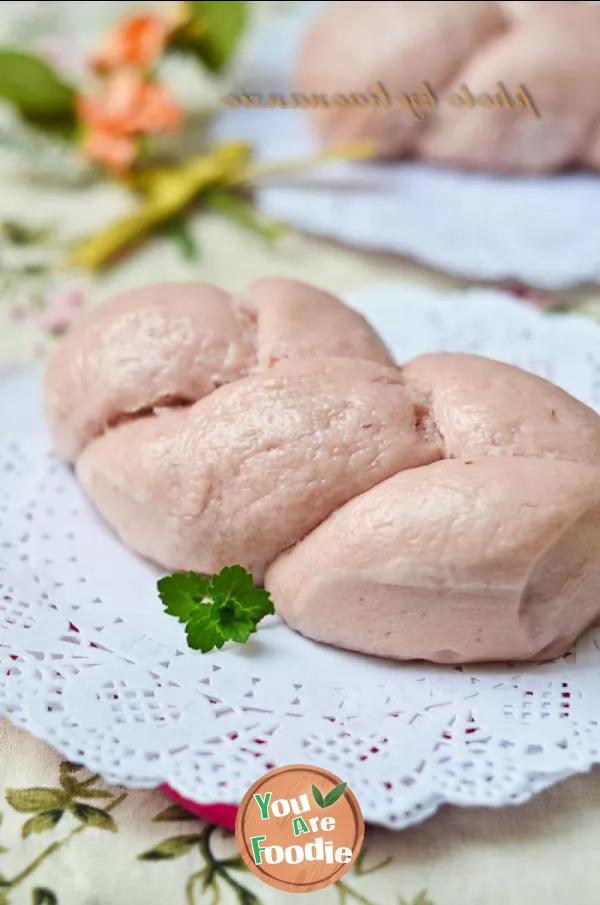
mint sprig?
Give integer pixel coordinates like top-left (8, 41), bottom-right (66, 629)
top-left (158, 565), bottom-right (274, 653)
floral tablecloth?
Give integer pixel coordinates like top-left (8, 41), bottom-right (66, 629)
top-left (4, 713), bottom-right (600, 905)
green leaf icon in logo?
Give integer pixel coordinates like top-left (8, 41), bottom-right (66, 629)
top-left (312, 784), bottom-right (325, 808)
top-left (312, 782), bottom-right (347, 809)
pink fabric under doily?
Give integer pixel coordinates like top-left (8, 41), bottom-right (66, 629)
top-left (161, 784), bottom-right (239, 830)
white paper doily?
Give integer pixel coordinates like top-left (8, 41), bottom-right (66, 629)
top-left (3, 284), bottom-right (600, 830)
top-left (212, 3), bottom-right (600, 290)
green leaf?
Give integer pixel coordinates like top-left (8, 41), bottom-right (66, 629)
top-left (211, 563), bottom-right (254, 599)
top-left (398, 894), bottom-right (435, 905)
top-left (185, 869), bottom-right (208, 900)
top-left (152, 804), bottom-right (198, 822)
top-left (70, 804), bottom-right (117, 832)
top-left (160, 565), bottom-right (273, 653)
top-left (414, 894), bottom-right (435, 905)
top-left (6, 788), bottom-right (66, 813)
top-left (185, 606), bottom-right (225, 652)
top-left (182, 2), bottom-right (248, 73)
top-left (161, 217), bottom-right (199, 262)
top-left (0, 848), bottom-right (6, 856)
top-left (158, 571), bottom-right (210, 623)
top-left (219, 608), bottom-right (256, 644)
top-left (210, 565), bottom-right (274, 621)
top-left (220, 855), bottom-right (248, 871)
top-left (59, 762), bottom-right (84, 776)
top-left (59, 770), bottom-right (113, 798)
top-left (204, 189), bottom-right (285, 242)
top-left (58, 775), bottom-right (79, 797)
top-left (238, 890), bottom-right (261, 905)
top-left (32, 889), bottom-right (58, 905)
top-left (138, 834), bottom-right (204, 860)
top-left (74, 789), bottom-right (114, 800)
top-left (311, 785), bottom-right (325, 808)
top-left (0, 49), bottom-right (75, 121)
top-left (22, 809), bottom-right (64, 839)
top-left (322, 782), bottom-right (347, 808)
top-left (0, 874), bottom-right (9, 888)
top-left (1, 220), bottom-right (52, 246)
top-left (354, 846), bottom-right (392, 877)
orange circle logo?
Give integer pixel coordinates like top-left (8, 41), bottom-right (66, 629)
top-left (235, 764), bottom-right (365, 894)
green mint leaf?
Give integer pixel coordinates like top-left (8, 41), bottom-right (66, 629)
top-left (218, 607), bottom-right (256, 644)
top-left (241, 586), bottom-right (275, 621)
top-left (312, 785), bottom-right (326, 808)
top-left (185, 606), bottom-right (224, 652)
top-left (159, 564), bottom-right (274, 653)
top-left (210, 563), bottom-right (255, 599)
top-left (181, 2), bottom-right (248, 73)
top-left (209, 565), bottom-right (274, 621)
top-left (323, 782), bottom-right (347, 808)
top-left (158, 571), bottom-right (210, 623)
top-left (0, 49), bottom-right (75, 120)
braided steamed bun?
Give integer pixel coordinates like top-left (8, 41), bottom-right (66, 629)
top-left (45, 278), bottom-right (600, 663)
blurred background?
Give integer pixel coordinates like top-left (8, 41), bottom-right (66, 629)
top-left (1, 0), bottom-right (599, 370)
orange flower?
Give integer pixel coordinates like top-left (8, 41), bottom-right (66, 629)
top-left (93, 11), bottom-right (172, 72)
top-left (78, 71), bottom-right (182, 172)
top-left (133, 79), bottom-right (182, 133)
top-left (81, 129), bottom-right (137, 174)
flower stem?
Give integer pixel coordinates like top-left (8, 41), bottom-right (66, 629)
top-left (200, 825), bottom-right (255, 903)
top-left (185, 869), bottom-right (214, 905)
top-left (336, 879), bottom-right (379, 905)
top-left (7, 791), bottom-right (127, 890)
top-left (233, 139), bottom-right (377, 185)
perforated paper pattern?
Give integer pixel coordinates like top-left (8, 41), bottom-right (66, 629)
top-left (2, 284), bottom-right (600, 829)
